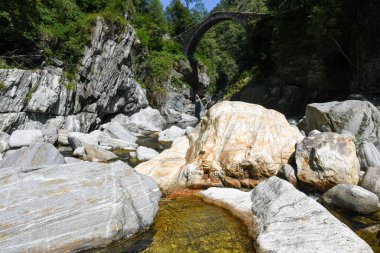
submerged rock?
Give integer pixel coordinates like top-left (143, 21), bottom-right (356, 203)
top-left (251, 177), bottom-right (372, 253)
top-left (0, 143), bottom-right (66, 168)
top-left (0, 161), bottom-right (161, 252)
top-left (321, 184), bottom-right (380, 214)
top-left (201, 188), bottom-right (255, 237)
top-left (9, 129), bottom-right (44, 148)
top-left (296, 132), bottom-right (360, 191)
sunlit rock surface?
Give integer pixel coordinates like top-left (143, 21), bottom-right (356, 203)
top-left (251, 177), bottom-right (372, 253)
top-left (296, 132), bottom-right (360, 191)
top-left (135, 136), bottom-right (189, 194)
top-left (0, 143), bottom-right (66, 168)
top-left (0, 161), bottom-right (161, 252)
top-left (182, 101), bottom-right (303, 189)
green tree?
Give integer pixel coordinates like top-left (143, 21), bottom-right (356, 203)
top-left (0, 0), bottom-right (41, 54)
top-left (148, 0), bottom-right (166, 27)
top-left (166, 0), bottom-right (193, 35)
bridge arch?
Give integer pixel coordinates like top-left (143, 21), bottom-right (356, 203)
top-left (176, 11), bottom-right (266, 59)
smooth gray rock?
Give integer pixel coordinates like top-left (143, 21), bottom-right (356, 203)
top-left (42, 127), bottom-right (58, 144)
top-left (136, 146), bottom-right (159, 162)
top-left (89, 130), bottom-right (111, 142)
top-left (0, 67), bottom-right (70, 115)
top-left (68, 132), bottom-right (98, 150)
top-left (321, 184), bottom-right (380, 214)
top-left (102, 122), bottom-right (137, 144)
top-left (83, 146), bottom-right (118, 162)
top-left (0, 143), bottom-right (66, 168)
top-left (360, 167), bottom-right (380, 199)
top-left (57, 129), bottom-right (69, 146)
top-left (158, 92), bottom-right (196, 124)
top-left (65, 157), bottom-right (83, 164)
top-left (158, 126), bottom-right (186, 144)
top-left (0, 131), bottom-right (10, 153)
top-left (76, 18), bottom-right (148, 117)
top-left (0, 112), bottom-right (26, 133)
top-left (9, 129), bottom-right (44, 148)
top-left (296, 132), bottom-right (360, 191)
top-left (128, 106), bottom-right (166, 133)
top-left (0, 161), bottom-right (161, 252)
top-left (0, 17), bottom-right (148, 133)
top-left (251, 177), bottom-right (373, 253)
top-left (303, 100), bottom-right (380, 143)
top-left (358, 141), bottom-right (380, 169)
top-left (99, 138), bottom-right (137, 151)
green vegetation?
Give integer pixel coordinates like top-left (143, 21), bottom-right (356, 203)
top-left (0, 82), bottom-right (6, 90)
top-left (132, 0), bottom-right (206, 94)
top-left (2, 0), bottom-right (376, 97)
top-left (0, 0), bottom-right (134, 72)
top-left (24, 86), bottom-right (38, 103)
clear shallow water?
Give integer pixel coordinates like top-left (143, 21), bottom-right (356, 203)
top-left (83, 197), bottom-right (254, 253)
top-left (328, 207), bottom-right (380, 252)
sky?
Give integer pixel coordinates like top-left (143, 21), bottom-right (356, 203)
top-left (160, 0), bottom-right (220, 11)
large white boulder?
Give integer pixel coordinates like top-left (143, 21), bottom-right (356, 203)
top-left (302, 100), bottom-right (380, 143)
top-left (9, 129), bottom-right (44, 148)
top-left (182, 101), bottom-right (303, 189)
top-left (0, 143), bottom-right (66, 168)
top-left (0, 161), bottom-right (161, 252)
top-left (251, 177), bottom-right (372, 252)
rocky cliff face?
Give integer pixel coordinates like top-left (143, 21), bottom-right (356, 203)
top-left (0, 17), bottom-right (148, 133)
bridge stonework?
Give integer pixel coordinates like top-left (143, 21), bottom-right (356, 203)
top-left (176, 12), bottom-right (267, 59)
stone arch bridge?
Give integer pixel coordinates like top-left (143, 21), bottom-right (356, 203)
top-left (175, 11), bottom-right (268, 59)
